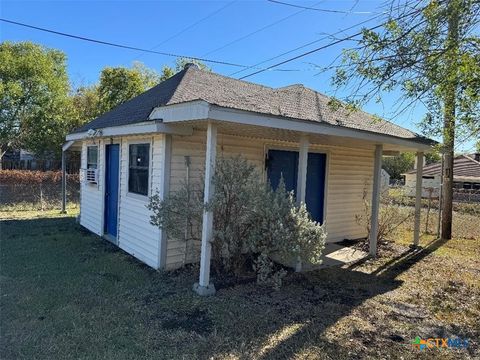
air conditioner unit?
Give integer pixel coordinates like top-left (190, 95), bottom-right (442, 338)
top-left (85, 168), bottom-right (98, 184)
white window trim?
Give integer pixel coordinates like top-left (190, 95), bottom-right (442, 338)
top-left (126, 138), bottom-right (152, 201)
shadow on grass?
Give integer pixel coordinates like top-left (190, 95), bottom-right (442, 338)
top-left (255, 237), bottom-right (452, 359)
top-left (1, 215), bottom-right (455, 359)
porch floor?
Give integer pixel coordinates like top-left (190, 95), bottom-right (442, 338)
top-left (300, 243), bottom-right (368, 271)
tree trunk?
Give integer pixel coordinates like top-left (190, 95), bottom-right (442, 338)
top-left (441, 0), bottom-right (459, 240)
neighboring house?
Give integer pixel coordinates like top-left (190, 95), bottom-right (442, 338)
top-left (404, 153), bottom-right (480, 198)
top-left (64, 64), bottom-right (435, 295)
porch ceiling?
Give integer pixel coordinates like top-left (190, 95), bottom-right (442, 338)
top-left (174, 120), bottom-right (424, 153)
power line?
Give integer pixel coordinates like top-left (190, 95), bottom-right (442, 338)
top-left (0, 17), bottom-right (248, 69)
top-left (202, 1), bottom-right (323, 57)
top-left (238, 4), bottom-right (426, 79)
top-left (229, 13), bottom-right (382, 76)
top-left (146, 1), bottom-right (237, 52)
top-left (267, 0), bottom-right (379, 15)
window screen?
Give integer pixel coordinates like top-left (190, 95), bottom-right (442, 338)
top-left (87, 146), bottom-right (98, 169)
top-left (129, 144), bottom-right (150, 196)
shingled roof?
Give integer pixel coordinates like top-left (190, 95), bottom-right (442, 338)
top-left (407, 154), bottom-right (480, 179)
top-left (73, 64), bottom-right (434, 145)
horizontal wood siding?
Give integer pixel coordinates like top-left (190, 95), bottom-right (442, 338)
top-left (165, 129), bottom-right (374, 269)
top-left (117, 135), bottom-right (163, 269)
top-left (79, 140), bottom-right (104, 235)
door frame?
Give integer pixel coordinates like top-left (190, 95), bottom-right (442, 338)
top-left (264, 143), bottom-right (330, 224)
top-left (103, 141), bottom-right (121, 244)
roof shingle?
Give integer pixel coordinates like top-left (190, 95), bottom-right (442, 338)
top-left (73, 65), bottom-right (434, 145)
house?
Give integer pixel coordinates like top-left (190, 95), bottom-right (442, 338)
top-left (63, 64), bottom-right (436, 295)
top-left (403, 153), bottom-right (480, 198)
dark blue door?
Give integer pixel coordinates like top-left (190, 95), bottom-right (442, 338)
top-left (305, 152), bottom-right (327, 223)
top-left (104, 144), bottom-right (119, 238)
top-left (267, 150), bottom-right (298, 193)
top-left (267, 149), bottom-right (326, 223)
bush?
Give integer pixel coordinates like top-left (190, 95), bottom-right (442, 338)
top-left (356, 182), bottom-right (414, 245)
top-left (148, 156), bottom-right (327, 288)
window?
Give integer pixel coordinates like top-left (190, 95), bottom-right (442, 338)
top-left (129, 143), bottom-right (150, 196)
top-left (87, 146), bottom-right (98, 169)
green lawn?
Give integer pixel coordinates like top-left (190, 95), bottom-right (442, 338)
top-left (1, 210), bottom-right (479, 359)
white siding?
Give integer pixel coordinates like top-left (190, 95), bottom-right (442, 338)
top-left (79, 140), bottom-right (104, 236)
top-left (404, 173), bottom-right (441, 197)
top-left (165, 129), bottom-right (375, 269)
top-left (117, 135), bottom-right (164, 269)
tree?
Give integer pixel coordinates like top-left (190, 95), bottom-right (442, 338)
top-left (0, 41), bottom-right (74, 158)
top-left (331, 0), bottom-right (479, 239)
top-left (476, 140), bottom-right (480, 153)
top-left (383, 153), bottom-right (415, 181)
top-left (71, 84), bottom-right (101, 124)
top-left (174, 57), bottom-right (211, 72)
top-left (97, 66), bottom-right (148, 113)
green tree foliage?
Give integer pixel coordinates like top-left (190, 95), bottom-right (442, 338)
top-left (88, 58), bottom-right (210, 115)
top-left (71, 85), bottom-right (101, 123)
top-left (0, 41), bottom-right (74, 158)
top-left (382, 153), bottom-right (415, 181)
top-left (331, 0), bottom-right (479, 239)
top-left (383, 150), bottom-right (440, 181)
top-left (97, 66), bottom-right (150, 113)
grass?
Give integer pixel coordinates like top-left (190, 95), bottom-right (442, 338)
top-left (1, 209), bottom-right (479, 359)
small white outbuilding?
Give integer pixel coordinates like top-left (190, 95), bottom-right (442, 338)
top-left (63, 64), bottom-right (436, 295)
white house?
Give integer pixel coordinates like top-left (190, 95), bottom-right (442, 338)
top-left (63, 64), bottom-right (435, 295)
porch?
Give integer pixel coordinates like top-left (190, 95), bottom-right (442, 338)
top-left (160, 116), bottom-right (430, 296)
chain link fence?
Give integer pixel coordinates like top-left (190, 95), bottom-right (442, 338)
top-left (382, 185), bottom-right (479, 241)
top-left (0, 170), bottom-right (80, 211)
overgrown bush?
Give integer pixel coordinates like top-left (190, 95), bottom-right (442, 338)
top-left (356, 182), bottom-right (414, 246)
top-left (148, 156), bottom-right (327, 288)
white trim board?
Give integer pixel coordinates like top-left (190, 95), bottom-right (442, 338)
top-left (66, 121), bottom-right (193, 141)
top-left (149, 101), bottom-right (434, 151)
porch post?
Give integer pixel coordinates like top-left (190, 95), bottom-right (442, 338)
top-left (296, 135), bottom-right (309, 206)
top-left (369, 144), bottom-right (383, 256)
top-left (61, 149), bottom-right (67, 213)
top-left (194, 121), bottom-right (217, 296)
top-left (413, 151), bottom-right (424, 246)
top-left (295, 135), bottom-right (309, 272)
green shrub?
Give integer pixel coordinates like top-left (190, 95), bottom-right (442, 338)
top-left (148, 155), bottom-right (327, 288)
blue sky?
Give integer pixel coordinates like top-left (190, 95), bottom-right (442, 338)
top-left (1, 0), bottom-right (475, 152)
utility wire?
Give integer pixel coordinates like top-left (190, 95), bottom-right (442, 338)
top-left (146, 1), bottom-right (237, 52)
top-left (229, 13), bottom-right (382, 76)
top-left (267, 0), bottom-right (379, 15)
top-left (238, 4), bottom-right (426, 79)
top-left (0, 18), bottom-right (248, 69)
top-left (1, 17), bottom-right (304, 72)
top-left (202, 1), bottom-right (323, 57)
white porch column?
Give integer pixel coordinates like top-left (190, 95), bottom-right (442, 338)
top-left (157, 134), bottom-right (172, 269)
top-left (194, 122), bottom-right (217, 296)
top-left (369, 144), bottom-right (383, 257)
top-left (295, 135), bottom-right (309, 272)
top-left (413, 151), bottom-right (424, 246)
top-left (61, 150), bottom-right (67, 214)
top-left (296, 135), bottom-right (309, 206)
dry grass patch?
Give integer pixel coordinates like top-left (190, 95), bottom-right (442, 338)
top-left (1, 209), bottom-right (478, 359)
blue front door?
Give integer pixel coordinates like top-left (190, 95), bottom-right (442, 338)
top-left (267, 149), bottom-right (326, 223)
top-left (104, 144), bottom-right (119, 238)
